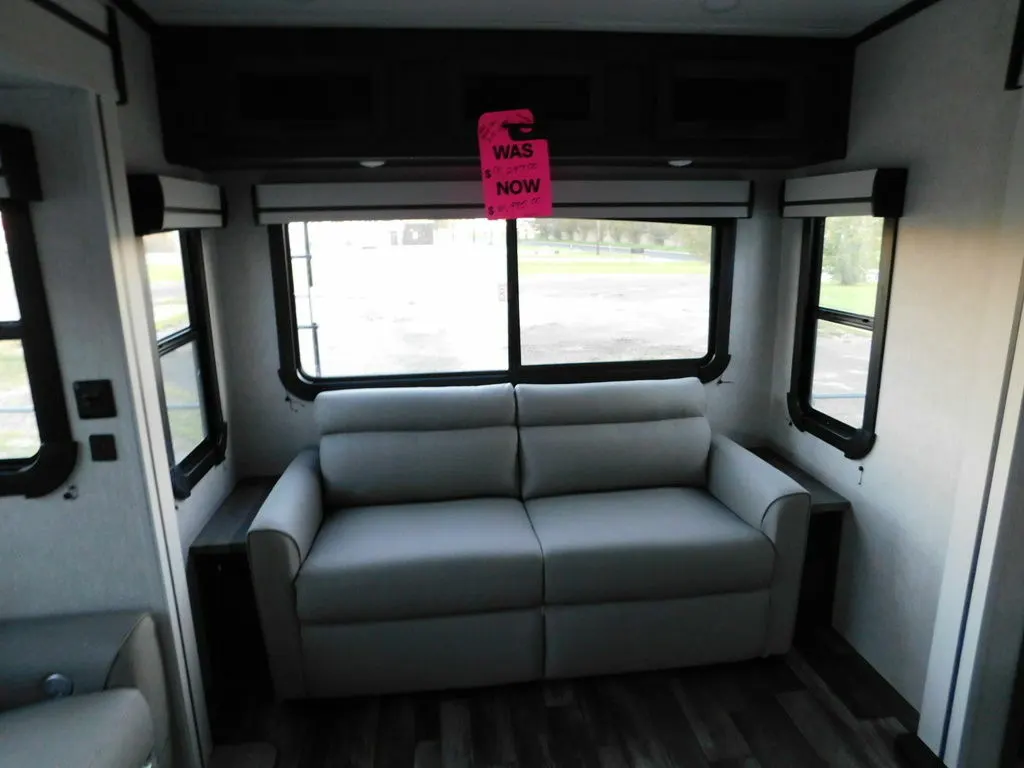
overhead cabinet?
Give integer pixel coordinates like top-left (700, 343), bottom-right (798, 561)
top-left (155, 28), bottom-right (852, 168)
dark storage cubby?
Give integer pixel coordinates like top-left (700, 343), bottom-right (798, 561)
top-left (154, 27), bottom-right (852, 168)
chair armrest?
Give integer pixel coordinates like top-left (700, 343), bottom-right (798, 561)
top-left (0, 689), bottom-right (153, 768)
top-left (0, 612), bottom-right (168, 768)
top-left (247, 448), bottom-right (324, 698)
top-left (249, 448), bottom-right (323, 575)
top-left (708, 435), bottom-right (809, 533)
top-left (708, 435), bottom-right (811, 654)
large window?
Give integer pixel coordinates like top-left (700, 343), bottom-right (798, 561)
top-left (143, 230), bottom-right (225, 499)
top-left (270, 217), bottom-right (733, 395)
top-left (788, 216), bottom-right (897, 459)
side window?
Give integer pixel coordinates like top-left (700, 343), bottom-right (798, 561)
top-left (0, 127), bottom-right (76, 497)
top-left (0, 223), bottom-right (40, 459)
top-left (142, 230), bottom-right (225, 499)
top-left (788, 215), bottom-right (898, 458)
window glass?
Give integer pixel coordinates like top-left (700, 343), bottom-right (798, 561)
top-left (0, 219), bottom-right (20, 322)
top-left (517, 219), bottom-right (713, 365)
top-left (143, 232), bottom-right (191, 340)
top-left (286, 220), bottom-right (508, 378)
top-left (819, 217), bottom-right (884, 317)
top-left (160, 341), bottom-right (206, 464)
top-left (0, 340), bottom-right (40, 460)
top-left (810, 320), bottom-right (871, 429)
top-left (140, 229), bottom-right (224, 494)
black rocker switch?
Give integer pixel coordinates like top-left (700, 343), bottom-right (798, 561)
top-left (89, 435), bottom-right (118, 462)
top-left (73, 380), bottom-right (116, 419)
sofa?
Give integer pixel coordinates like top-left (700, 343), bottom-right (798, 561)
top-left (248, 377), bottom-right (810, 699)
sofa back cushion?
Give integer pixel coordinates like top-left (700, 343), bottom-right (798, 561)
top-left (516, 378), bottom-right (711, 499)
top-left (316, 384), bottom-right (518, 506)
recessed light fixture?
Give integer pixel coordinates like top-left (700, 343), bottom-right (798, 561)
top-left (700, 0), bottom-right (741, 12)
top-left (668, 159), bottom-right (694, 167)
top-left (358, 159), bottom-right (387, 168)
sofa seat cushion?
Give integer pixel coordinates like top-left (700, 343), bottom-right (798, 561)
top-left (296, 498), bottom-right (543, 623)
top-left (525, 487), bottom-right (775, 605)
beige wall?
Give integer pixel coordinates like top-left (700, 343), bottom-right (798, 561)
top-left (769, 0), bottom-right (1022, 707)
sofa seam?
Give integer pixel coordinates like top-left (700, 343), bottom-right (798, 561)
top-left (298, 586), bottom-right (771, 627)
top-left (299, 604), bottom-right (545, 627)
top-left (518, 415), bottom-right (706, 429)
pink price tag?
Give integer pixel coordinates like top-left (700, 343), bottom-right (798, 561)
top-left (478, 108), bottom-right (553, 220)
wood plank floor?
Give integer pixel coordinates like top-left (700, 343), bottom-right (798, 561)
top-left (215, 637), bottom-right (912, 768)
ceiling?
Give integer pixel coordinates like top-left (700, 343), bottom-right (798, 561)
top-left (130, 0), bottom-right (916, 37)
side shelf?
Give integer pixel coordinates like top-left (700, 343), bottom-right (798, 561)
top-left (751, 446), bottom-right (851, 638)
top-left (188, 478), bottom-right (276, 732)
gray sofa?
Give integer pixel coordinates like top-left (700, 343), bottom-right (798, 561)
top-left (248, 378), bottom-right (810, 699)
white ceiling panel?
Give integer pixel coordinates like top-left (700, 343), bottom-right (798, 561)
top-left (130, 0), bottom-right (917, 37)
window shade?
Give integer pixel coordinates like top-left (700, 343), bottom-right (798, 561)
top-left (253, 179), bottom-right (754, 224)
top-left (781, 169), bottom-right (907, 219)
top-left (127, 175), bottom-right (226, 235)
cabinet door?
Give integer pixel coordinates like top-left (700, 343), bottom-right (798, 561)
top-left (657, 60), bottom-right (803, 142)
top-left (454, 51), bottom-right (606, 159)
top-left (226, 62), bottom-right (387, 156)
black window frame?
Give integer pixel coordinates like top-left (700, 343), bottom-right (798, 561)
top-left (145, 229), bottom-right (226, 499)
top-left (787, 216), bottom-right (899, 459)
top-left (268, 217), bottom-right (735, 397)
top-left (0, 127), bottom-right (77, 498)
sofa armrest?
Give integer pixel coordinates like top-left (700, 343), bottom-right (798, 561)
top-left (0, 612), bottom-right (169, 768)
top-left (0, 689), bottom-right (154, 768)
top-left (247, 448), bottom-right (324, 699)
top-left (708, 436), bottom-right (811, 654)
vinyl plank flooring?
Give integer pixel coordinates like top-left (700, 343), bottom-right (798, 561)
top-left (731, 695), bottom-right (828, 768)
top-left (507, 685), bottom-right (557, 768)
top-left (214, 644), bottom-right (911, 768)
top-left (777, 689), bottom-right (873, 768)
top-left (785, 649), bottom-right (865, 734)
top-left (670, 677), bottom-right (750, 762)
top-left (376, 696), bottom-right (417, 768)
top-left (469, 691), bottom-right (518, 767)
top-left (546, 694), bottom-right (603, 768)
top-left (798, 630), bottom-right (917, 729)
top-left (631, 674), bottom-right (714, 768)
top-left (544, 681), bottom-right (575, 708)
top-left (596, 676), bottom-right (709, 768)
top-left (574, 679), bottom-right (634, 768)
top-left (855, 719), bottom-right (906, 768)
top-left (440, 699), bottom-right (474, 768)
top-left (414, 740), bottom-right (441, 768)
top-left (710, 758), bottom-right (763, 768)
top-left (679, 665), bottom-right (749, 715)
top-left (597, 744), bottom-right (633, 768)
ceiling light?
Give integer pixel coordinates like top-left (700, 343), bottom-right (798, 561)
top-left (359, 160), bottom-right (387, 168)
top-left (700, 0), bottom-right (741, 12)
top-left (668, 159), bottom-right (694, 167)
